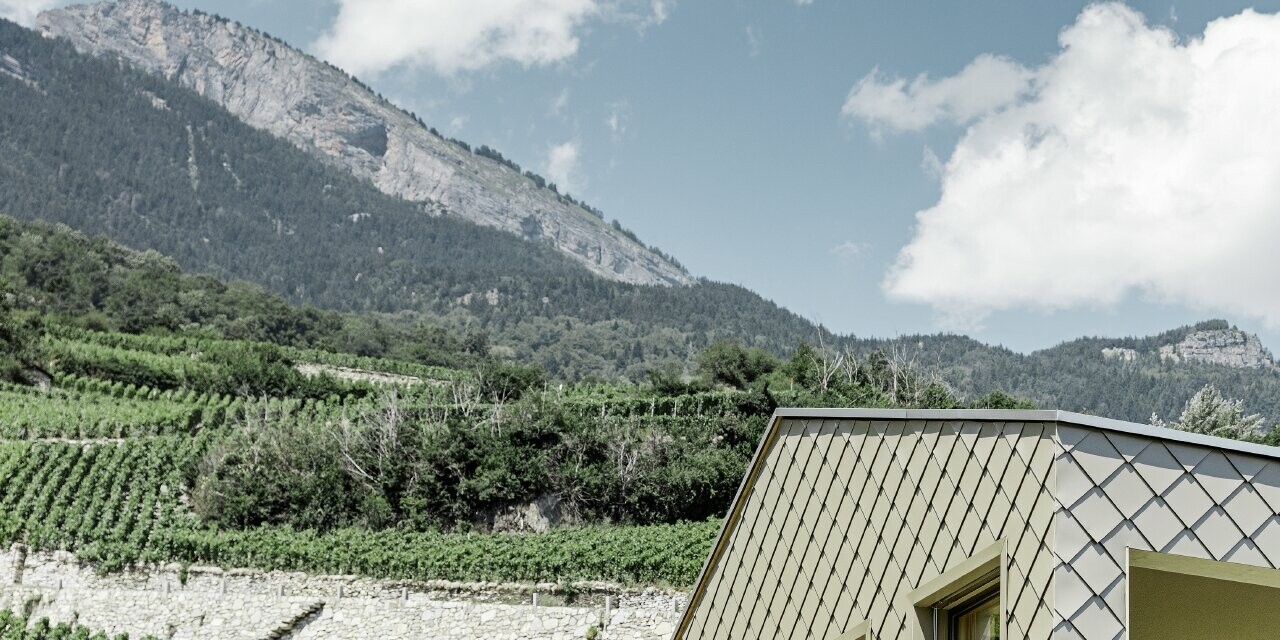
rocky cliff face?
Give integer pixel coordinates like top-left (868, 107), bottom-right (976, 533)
top-left (1158, 328), bottom-right (1276, 370)
top-left (38, 0), bottom-right (691, 287)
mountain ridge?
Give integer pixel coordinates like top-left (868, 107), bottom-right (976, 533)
top-left (38, 0), bottom-right (691, 287)
top-left (0, 16), bottom-right (818, 380)
top-left (849, 320), bottom-right (1280, 423)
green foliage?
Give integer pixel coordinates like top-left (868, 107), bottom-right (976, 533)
top-left (163, 520), bottom-right (719, 586)
top-left (0, 20), bottom-right (821, 381)
top-left (40, 333), bottom-right (357, 401)
top-left (645, 364), bottom-right (711, 397)
top-left (0, 304), bottom-right (1040, 589)
top-left (192, 390), bottom-right (769, 532)
top-left (972, 390), bottom-right (1036, 410)
top-left (1151, 384), bottom-right (1266, 441)
top-left (0, 382), bottom-right (205, 439)
top-left (0, 216), bottom-right (480, 372)
top-left (477, 361), bottom-right (547, 402)
top-left (0, 285), bottom-right (38, 383)
top-left (0, 437), bottom-right (203, 566)
top-left (848, 325), bottom-right (1280, 425)
top-left (696, 341), bottom-right (778, 390)
top-left (0, 436), bottom-right (717, 586)
top-left (0, 610), bottom-right (149, 640)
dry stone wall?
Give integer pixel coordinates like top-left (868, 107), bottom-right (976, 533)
top-left (3, 586), bottom-right (324, 640)
top-left (2, 546), bottom-right (684, 640)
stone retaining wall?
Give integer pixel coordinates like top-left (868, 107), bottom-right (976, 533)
top-left (2, 546), bottom-right (685, 640)
top-left (3, 586), bottom-right (323, 639)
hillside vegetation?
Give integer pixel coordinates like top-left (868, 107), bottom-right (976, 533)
top-left (850, 322), bottom-right (1280, 424)
top-left (0, 320), bottom-right (1023, 586)
top-left (0, 18), bottom-right (817, 381)
top-left (3, 17), bottom-right (1278, 424)
top-left (0, 213), bottom-right (1030, 586)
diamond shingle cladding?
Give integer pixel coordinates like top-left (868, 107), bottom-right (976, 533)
top-left (1052, 424), bottom-right (1280, 639)
top-left (676, 412), bottom-right (1280, 640)
top-left (677, 419), bottom-right (1058, 640)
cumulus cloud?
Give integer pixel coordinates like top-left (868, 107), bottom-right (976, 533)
top-left (546, 141), bottom-right (582, 194)
top-left (0, 0), bottom-right (59, 26)
top-left (843, 54), bottom-right (1034, 133)
top-left (550, 88), bottom-right (570, 116)
top-left (872, 4), bottom-right (1280, 326)
top-left (313, 0), bottom-right (599, 76)
top-left (605, 101), bottom-right (629, 140)
top-left (648, 0), bottom-right (669, 26)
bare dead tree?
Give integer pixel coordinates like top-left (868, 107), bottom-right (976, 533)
top-left (329, 389), bottom-right (407, 490)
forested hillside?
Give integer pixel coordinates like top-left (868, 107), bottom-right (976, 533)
top-left (41, 0), bottom-right (690, 287)
top-left (5, 14), bottom-right (1280, 427)
top-left (850, 321), bottom-right (1280, 424)
top-left (0, 18), bottom-right (818, 381)
top-left (0, 212), bottom-right (1028, 586)
top-left (0, 216), bottom-right (482, 369)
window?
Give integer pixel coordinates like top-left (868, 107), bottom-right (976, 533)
top-left (1129, 549), bottom-right (1280, 640)
top-left (951, 593), bottom-right (1000, 640)
top-left (907, 540), bottom-right (1004, 640)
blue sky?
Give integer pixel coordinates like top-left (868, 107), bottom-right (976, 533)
top-left (11, 0), bottom-right (1280, 352)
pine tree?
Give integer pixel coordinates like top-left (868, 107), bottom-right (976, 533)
top-left (1151, 384), bottom-right (1266, 441)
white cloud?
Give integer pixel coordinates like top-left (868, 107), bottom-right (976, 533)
top-left (842, 54), bottom-right (1034, 133)
top-left (605, 101), bottom-right (629, 140)
top-left (648, 0), bottom-right (669, 26)
top-left (448, 115), bottom-right (468, 131)
top-left (546, 141), bottom-right (582, 194)
top-left (745, 25), bottom-right (761, 57)
top-left (830, 241), bottom-right (868, 259)
top-left (550, 88), bottom-right (570, 116)
top-left (920, 146), bottom-right (943, 180)
top-left (0, 0), bottom-right (59, 26)
top-left (314, 0), bottom-right (599, 76)
top-left (877, 4), bottom-right (1280, 327)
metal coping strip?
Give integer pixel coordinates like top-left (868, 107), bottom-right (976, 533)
top-left (771, 408), bottom-right (1280, 461)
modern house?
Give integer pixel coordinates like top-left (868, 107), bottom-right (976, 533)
top-left (673, 409), bottom-right (1280, 639)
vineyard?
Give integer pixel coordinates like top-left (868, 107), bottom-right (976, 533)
top-left (0, 327), bottom-right (752, 587)
top-left (0, 323), bottom-right (976, 589)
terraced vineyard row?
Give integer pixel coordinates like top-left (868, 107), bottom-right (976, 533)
top-left (0, 326), bottom-right (780, 586)
top-left (0, 382), bottom-right (354, 440)
top-left (0, 437), bottom-right (203, 570)
top-left (0, 436), bottom-right (718, 585)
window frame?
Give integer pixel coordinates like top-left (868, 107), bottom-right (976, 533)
top-left (948, 588), bottom-right (1001, 640)
top-left (834, 619), bottom-right (870, 640)
top-left (907, 540), bottom-right (1006, 640)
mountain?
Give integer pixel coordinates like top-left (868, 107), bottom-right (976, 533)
top-left (0, 16), bottom-right (818, 380)
top-left (9, 6), bottom-right (1280, 417)
top-left (850, 320), bottom-right (1280, 424)
top-left (38, 0), bottom-right (690, 287)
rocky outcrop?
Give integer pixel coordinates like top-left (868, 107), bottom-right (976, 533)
top-left (38, 0), bottom-right (691, 287)
top-left (1158, 329), bottom-right (1276, 369)
top-left (1101, 347), bottom-right (1138, 363)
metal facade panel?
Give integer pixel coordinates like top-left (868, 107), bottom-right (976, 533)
top-left (678, 418), bottom-right (1058, 639)
top-left (1054, 424), bottom-right (1280, 639)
